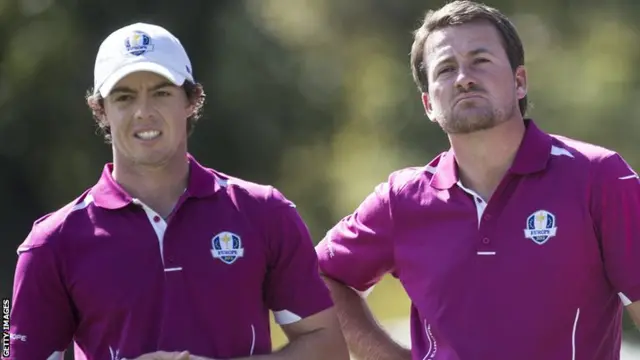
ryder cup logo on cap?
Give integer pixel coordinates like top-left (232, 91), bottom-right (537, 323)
top-left (93, 22), bottom-right (195, 97)
top-left (124, 31), bottom-right (154, 56)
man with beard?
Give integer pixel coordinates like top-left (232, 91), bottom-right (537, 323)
top-left (315, 1), bottom-right (640, 359)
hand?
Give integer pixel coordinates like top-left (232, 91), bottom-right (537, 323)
top-left (126, 350), bottom-right (191, 360)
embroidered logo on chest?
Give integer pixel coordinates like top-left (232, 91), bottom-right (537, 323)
top-left (524, 210), bottom-right (557, 245)
top-left (211, 231), bottom-right (245, 264)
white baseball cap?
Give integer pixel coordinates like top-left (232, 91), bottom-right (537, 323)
top-left (93, 22), bottom-right (194, 97)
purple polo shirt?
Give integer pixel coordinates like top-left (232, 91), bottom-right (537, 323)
top-left (10, 154), bottom-right (333, 360)
top-left (316, 120), bottom-right (640, 360)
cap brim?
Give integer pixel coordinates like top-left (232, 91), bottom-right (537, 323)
top-left (97, 62), bottom-right (187, 97)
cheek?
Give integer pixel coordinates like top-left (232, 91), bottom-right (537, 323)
top-left (167, 106), bottom-right (189, 122)
top-left (494, 70), bottom-right (517, 93)
top-left (160, 105), bottom-right (190, 131)
top-left (103, 107), bottom-right (124, 130)
top-left (430, 87), bottom-right (448, 108)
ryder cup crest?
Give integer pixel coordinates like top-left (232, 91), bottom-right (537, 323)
top-left (211, 231), bottom-right (244, 264)
top-left (524, 210), bottom-right (557, 245)
top-left (124, 30), bottom-right (154, 56)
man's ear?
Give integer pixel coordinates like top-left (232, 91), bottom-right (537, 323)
top-left (87, 96), bottom-right (108, 126)
top-left (422, 92), bottom-right (436, 122)
top-left (515, 65), bottom-right (527, 100)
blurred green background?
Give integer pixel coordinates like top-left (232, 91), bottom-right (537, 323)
top-left (1, 0), bottom-right (638, 357)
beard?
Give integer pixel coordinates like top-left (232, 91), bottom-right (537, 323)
top-left (433, 95), bottom-right (516, 135)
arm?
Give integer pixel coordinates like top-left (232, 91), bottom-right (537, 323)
top-left (138, 309), bottom-right (345, 360)
top-left (230, 191), bottom-right (349, 360)
top-left (592, 153), bottom-right (640, 327)
top-left (143, 308), bottom-right (343, 360)
top-left (628, 302), bottom-right (640, 329)
top-left (224, 307), bottom-right (346, 360)
top-left (9, 227), bottom-right (77, 359)
top-left (322, 276), bottom-right (411, 360)
top-left (316, 182), bottom-right (410, 360)
top-left (251, 192), bottom-right (348, 360)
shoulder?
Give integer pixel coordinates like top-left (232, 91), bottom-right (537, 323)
top-left (384, 153), bottom-right (445, 196)
top-left (547, 134), bottom-right (633, 178)
top-left (210, 170), bottom-right (295, 210)
top-left (18, 189), bottom-right (95, 254)
top-left (549, 134), bottom-right (618, 164)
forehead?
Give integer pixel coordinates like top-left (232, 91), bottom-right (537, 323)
top-left (424, 21), bottom-right (505, 63)
top-left (113, 71), bottom-right (173, 89)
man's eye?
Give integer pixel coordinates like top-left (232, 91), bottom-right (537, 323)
top-left (115, 95), bottom-right (132, 102)
top-left (438, 66), bottom-right (454, 75)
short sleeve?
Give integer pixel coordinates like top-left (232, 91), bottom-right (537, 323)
top-left (315, 182), bottom-right (395, 293)
top-left (10, 229), bottom-right (76, 359)
top-left (263, 190), bottom-right (334, 326)
top-left (591, 153), bottom-right (640, 306)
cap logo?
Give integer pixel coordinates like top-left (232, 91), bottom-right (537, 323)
top-left (124, 30), bottom-right (154, 56)
top-left (524, 210), bottom-right (557, 245)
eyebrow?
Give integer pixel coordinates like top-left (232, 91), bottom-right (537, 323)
top-left (468, 47), bottom-right (492, 57)
top-left (433, 47), bottom-right (494, 67)
top-left (110, 81), bottom-right (176, 94)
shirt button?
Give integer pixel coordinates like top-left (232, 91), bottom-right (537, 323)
top-left (153, 215), bottom-right (161, 223)
top-left (482, 237), bottom-right (491, 244)
top-left (483, 214), bottom-right (492, 221)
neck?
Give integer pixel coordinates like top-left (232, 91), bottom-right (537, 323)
top-left (112, 151), bottom-right (190, 218)
top-left (449, 118), bottom-right (526, 201)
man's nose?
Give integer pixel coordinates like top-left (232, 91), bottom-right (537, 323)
top-left (454, 66), bottom-right (477, 91)
top-left (133, 95), bottom-right (153, 120)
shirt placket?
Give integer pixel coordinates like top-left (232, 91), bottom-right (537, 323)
top-left (132, 199), bottom-right (188, 350)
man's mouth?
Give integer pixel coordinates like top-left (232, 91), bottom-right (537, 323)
top-left (134, 130), bottom-right (161, 140)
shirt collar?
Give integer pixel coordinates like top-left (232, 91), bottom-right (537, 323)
top-left (430, 119), bottom-right (552, 190)
top-left (91, 153), bottom-right (223, 209)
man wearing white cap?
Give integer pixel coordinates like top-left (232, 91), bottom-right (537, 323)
top-left (9, 23), bottom-right (348, 360)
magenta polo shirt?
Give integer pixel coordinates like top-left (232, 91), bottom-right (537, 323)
top-left (316, 120), bottom-right (640, 360)
top-left (10, 154), bottom-right (333, 360)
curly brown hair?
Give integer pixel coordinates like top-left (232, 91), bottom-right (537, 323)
top-left (86, 81), bottom-right (206, 142)
top-left (410, 0), bottom-right (527, 116)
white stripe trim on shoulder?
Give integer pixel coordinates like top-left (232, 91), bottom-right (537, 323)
top-left (18, 195), bottom-right (94, 255)
top-left (216, 178), bottom-right (228, 187)
top-left (619, 292), bottom-right (632, 306)
top-left (71, 194), bottom-right (94, 212)
top-left (425, 165), bottom-right (437, 174)
top-left (551, 145), bottom-right (574, 158)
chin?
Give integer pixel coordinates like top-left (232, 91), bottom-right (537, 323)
top-left (128, 151), bottom-right (177, 167)
top-left (442, 106), bottom-right (508, 134)
top-left (441, 117), bottom-right (498, 134)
